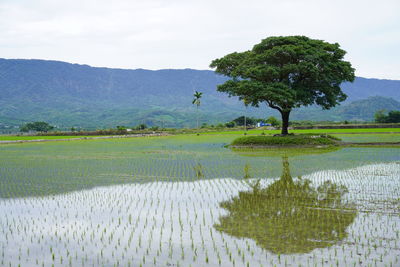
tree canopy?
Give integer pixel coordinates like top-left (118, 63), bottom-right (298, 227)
top-left (192, 91), bottom-right (203, 107)
top-left (232, 116), bottom-right (257, 126)
top-left (210, 36), bottom-right (355, 134)
top-left (375, 110), bottom-right (400, 123)
top-left (20, 121), bottom-right (54, 132)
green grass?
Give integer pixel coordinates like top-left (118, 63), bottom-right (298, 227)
top-left (199, 128), bottom-right (400, 135)
top-left (291, 128), bottom-right (400, 133)
top-left (333, 133), bottom-right (400, 143)
top-left (1, 127), bottom-right (399, 142)
top-left (0, 135), bottom-right (107, 141)
top-left (231, 135), bottom-right (339, 147)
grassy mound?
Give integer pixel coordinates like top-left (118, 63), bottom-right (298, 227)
top-left (231, 134), bottom-right (340, 147)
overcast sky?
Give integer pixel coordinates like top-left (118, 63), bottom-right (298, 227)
top-left (0, 0), bottom-right (399, 79)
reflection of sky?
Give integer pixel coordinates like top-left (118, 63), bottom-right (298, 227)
top-left (0, 162), bottom-right (399, 266)
top-left (0, 136), bottom-right (399, 198)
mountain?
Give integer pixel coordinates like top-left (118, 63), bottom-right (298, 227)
top-left (341, 77), bottom-right (400, 102)
top-left (291, 96), bottom-right (400, 122)
top-left (0, 58), bottom-right (399, 129)
top-left (336, 96), bottom-right (400, 120)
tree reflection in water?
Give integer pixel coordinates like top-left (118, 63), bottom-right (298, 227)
top-left (215, 156), bottom-right (357, 254)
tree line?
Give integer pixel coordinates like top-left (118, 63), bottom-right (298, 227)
top-left (375, 110), bottom-right (400, 123)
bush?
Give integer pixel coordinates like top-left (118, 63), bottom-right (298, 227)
top-left (233, 116), bottom-right (257, 126)
top-left (231, 135), bottom-right (340, 147)
top-left (116, 125), bottom-right (127, 131)
top-left (375, 110), bottom-right (400, 123)
top-left (20, 121), bottom-right (54, 132)
top-left (266, 116), bottom-right (280, 127)
top-left (225, 121), bottom-right (236, 128)
top-left (135, 124), bottom-right (147, 130)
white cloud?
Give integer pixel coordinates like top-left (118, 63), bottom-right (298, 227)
top-left (0, 0), bottom-right (399, 79)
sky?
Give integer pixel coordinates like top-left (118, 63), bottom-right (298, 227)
top-left (0, 0), bottom-right (399, 79)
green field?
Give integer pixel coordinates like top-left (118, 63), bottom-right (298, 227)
top-left (333, 133), bottom-right (400, 143)
top-left (1, 127), bottom-right (400, 143)
top-left (200, 127), bottom-right (400, 135)
top-left (0, 135), bottom-right (106, 141)
top-left (0, 134), bottom-right (399, 266)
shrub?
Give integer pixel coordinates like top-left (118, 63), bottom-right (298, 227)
top-left (375, 110), bottom-right (400, 123)
top-left (231, 135), bottom-right (339, 147)
top-left (225, 121), bottom-right (236, 128)
top-left (266, 116), bottom-right (280, 127)
top-left (20, 121), bottom-right (54, 132)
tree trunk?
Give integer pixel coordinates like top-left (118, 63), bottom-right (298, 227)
top-left (281, 156), bottom-right (294, 187)
top-left (280, 110), bottom-right (290, 135)
top-left (196, 106), bottom-right (199, 129)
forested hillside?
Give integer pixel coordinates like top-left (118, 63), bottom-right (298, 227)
top-left (0, 58), bottom-right (399, 129)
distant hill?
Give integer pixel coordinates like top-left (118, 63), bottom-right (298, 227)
top-left (341, 78), bottom-right (400, 102)
top-left (337, 96), bottom-right (400, 120)
top-left (291, 96), bottom-right (400, 122)
top-left (0, 58), bottom-right (399, 129)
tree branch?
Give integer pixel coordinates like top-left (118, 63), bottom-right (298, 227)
top-left (266, 100), bottom-right (282, 112)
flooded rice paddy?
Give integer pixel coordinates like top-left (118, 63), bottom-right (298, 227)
top-left (0, 134), bottom-right (399, 266)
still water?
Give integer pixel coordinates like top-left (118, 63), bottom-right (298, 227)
top-left (0, 136), bottom-right (399, 266)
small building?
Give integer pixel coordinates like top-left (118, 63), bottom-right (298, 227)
top-left (256, 122), bottom-right (272, 128)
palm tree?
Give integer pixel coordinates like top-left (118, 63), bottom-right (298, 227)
top-left (192, 91), bottom-right (203, 129)
top-left (243, 98), bottom-right (251, 131)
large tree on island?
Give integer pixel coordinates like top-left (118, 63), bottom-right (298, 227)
top-left (210, 36), bottom-right (355, 135)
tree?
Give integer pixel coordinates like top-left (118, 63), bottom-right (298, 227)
top-left (266, 116), bottom-right (280, 127)
top-left (225, 121), bottom-right (236, 128)
top-left (387, 111), bottom-right (400, 123)
top-left (210, 36), bottom-right (355, 135)
top-left (375, 110), bottom-right (400, 123)
top-left (232, 116), bottom-right (256, 126)
top-left (374, 110), bottom-right (387, 123)
top-left (116, 125), bottom-right (127, 131)
top-left (20, 121), bottom-right (54, 132)
top-left (135, 124), bottom-right (147, 130)
top-left (192, 90), bottom-right (203, 129)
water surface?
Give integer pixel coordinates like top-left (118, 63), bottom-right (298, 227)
top-left (0, 135), bottom-right (399, 266)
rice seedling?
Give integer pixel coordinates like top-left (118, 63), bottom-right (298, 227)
top-left (0, 135), bottom-right (398, 266)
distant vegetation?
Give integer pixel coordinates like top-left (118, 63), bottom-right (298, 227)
top-left (12, 117), bottom-right (400, 137)
top-left (0, 58), bottom-right (400, 129)
top-left (339, 96), bottom-right (400, 121)
top-left (20, 121), bottom-right (54, 132)
top-left (231, 116), bottom-right (258, 127)
top-left (223, 116), bottom-right (280, 128)
top-left (375, 110), bottom-right (400, 123)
